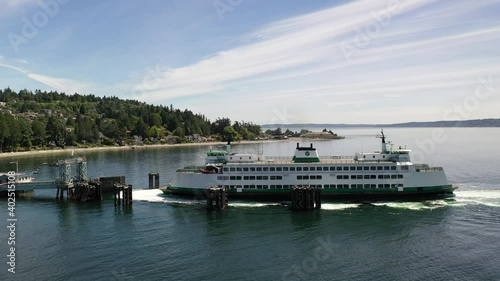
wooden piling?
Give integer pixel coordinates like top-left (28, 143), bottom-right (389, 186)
top-left (206, 186), bottom-right (228, 211)
top-left (148, 173), bottom-right (160, 189)
top-left (291, 186), bottom-right (322, 210)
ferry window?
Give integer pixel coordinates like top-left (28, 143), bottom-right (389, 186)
top-left (224, 168), bottom-right (229, 172)
top-left (230, 185), bottom-right (235, 189)
top-left (391, 184), bottom-right (397, 188)
top-left (297, 167), bottom-right (302, 171)
top-left (236, 167), bottom-right (242, 171)
top-left (230, 167), bottom-right (236, 172)
top-left (283, 167), bottom-right (288, 171)
top-left (277, 185), bottom-right (282, 189)
top-left (303, 167), bottom-right (309, 171)
top-left (303, 175), bottom-right (309, 180)
top-left (230, 176), bottom-right (236, 180)
top-left (290, 167), bottom-right (296, 171)
top-left (250, 176), bottom-right (255, 180)
top-left (378, 175), bottom-right (383, 179)
top-left (344, 167), bottom-right (349, 171)
top-left (323, 167), bottom-right (329, 171)
top-left (364, 175), bottom-right (370, 179)
top-left (310, 175), bottom-right (316, 180)
top-left (371, 184), bottom-right (376, 188)
top-left (391, 166), bottom-right (396, 170)
top-left (357, 166), bottom-right (362, 171)
top-left (336, 167), bottom-right (342, 171)
top-left (243, 167), bottom-right (249, 171)
top-left (256, 167), bottom-right (262, 171)
top-left (310, 167), bottom-right (316, 171)
top-left (263, 167), bottom-right (269, 171)
top-left (384, 166), bottom-right (390, 170)
top-left (283, 185), bottom-right (289, 189)
top-left (364, 184), bottom-right (370, 188)
top-left (230, 157), bottom-right (233, 160)
top-left (370, 166), bottom-right (376, 170)
top-left (236, 176), bottom-right (242, 180)
top-left (401, 166), bottom-right (409, 171)
top-left (364, 166), bottom-right (369, 170)
top-left (377, 166), bottom-right (383, 170)
top-left (257, 185), bottom-right (262, 189)
top-left (384, 184), bottom-right (390, 188)
top-left (270, 167), bottom-right (275, 171)
top-left (378, 184), bottom-right (384, 188)
top-left (317, 175), bottom-right (322, 180)
top-left (384, 175), bottom-right (390, 179)
top-left (370, 175), bottom-right (376, 179)
top-left (257, 176), bottom-right (262, 180)
top-left (337, 175), bottom-right (343, 179)
top-left (244, 185), bottom-right (249, 188)
top-left (271, 176), bottom-right (276, 180)
top-left (343, 175), bottom-right (349, 179)
top-left (391, 175), bottom-right (398, 179)
top-left (250, 167), bottom-right (255, 171)
top-left (250, 185), bottom-right (255, 188)
top-left (357, 175), bottom-right (363, 179)
top-left (373, 156), bottom-right (376, 158)
top-left (350, 166), bottom-right (356, 171)
top-left (240, 157), bottom-right (242, 160)
top-left (324, 184), bottom-right (329, 188)
top-left (277, 176), bottom-right (282, 180)
top-left (383, 155), bottom-right (386, 158)
top-left (263, 176), bottom-right (269, 180)
top-left (350, 175), bottom-right (356, 179)
top-left (363, 155), bottom-right (366, 158)
top-left (298, 175), bottom-right (303, 180)
top-left (398, 175), bottom-right (403, 179)
top-left (263, 185), bottom-right (268, 189)
top-left (276, 167), bottom-right (282, 171)
top-left (243, 176), bottom-right (249, 180)
top-left (217, 176), bottom-right (223, 180)
top-left (270, 185), bottom-right (276, 189)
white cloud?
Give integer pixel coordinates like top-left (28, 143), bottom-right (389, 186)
top-left (0, 60), bottom-right (89, 94)
top-left (0, 0), bottom-right (39, 17)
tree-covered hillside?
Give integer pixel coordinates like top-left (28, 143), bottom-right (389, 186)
top-left (0, 88), bottom-right (261, 152)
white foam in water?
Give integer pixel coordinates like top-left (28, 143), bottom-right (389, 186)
top-left (321, 203), bottom-right (361, 210)
top-left (132, 189), bottom-right (202, 206)
top-left (132, 189), bottom-right (500, 209)
top-left (454, 190), bottom-right (500, 207)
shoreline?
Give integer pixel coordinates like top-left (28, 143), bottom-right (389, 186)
top-left (0, 139), bottom-right (295, 159)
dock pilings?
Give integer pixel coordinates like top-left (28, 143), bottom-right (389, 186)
top-left (206, 186), bottom-right (228, 211)
top-left (114, 184), bottom-right (133, 207)
top-left (291, 186), bottom-right (321, 210)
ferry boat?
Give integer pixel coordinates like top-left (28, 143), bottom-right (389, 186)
top-left (161, 131), bottom-right (457, 200)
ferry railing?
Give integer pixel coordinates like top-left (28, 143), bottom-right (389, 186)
top-left (177, 166), bottom-right (205, 173)
top-left (414, 164), bottom-right (443, 172)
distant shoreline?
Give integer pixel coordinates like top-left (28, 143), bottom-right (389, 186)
top-left (0, 139), bottom-right (297, 159)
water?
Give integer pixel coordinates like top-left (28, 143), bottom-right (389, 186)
top-left (1, 128), bottom-right (499, 280)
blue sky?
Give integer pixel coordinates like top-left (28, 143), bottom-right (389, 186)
top-left (0, 0), bottom-right (499, 124)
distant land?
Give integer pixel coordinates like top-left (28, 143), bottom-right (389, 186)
top-left (262, 118), bottom-right (500, 129)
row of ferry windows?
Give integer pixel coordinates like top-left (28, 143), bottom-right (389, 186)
top-left (217, 176), bottom-right (284, 181)
top-left (336, 174), bottom-right (404, 180)
top-left (225, 184), bottom-right (404, 189)
top-left (223, 166), bottom-right (398, 172)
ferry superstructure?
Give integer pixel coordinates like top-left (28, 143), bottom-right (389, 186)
top-left (162, 131), bottom-right (457, 200)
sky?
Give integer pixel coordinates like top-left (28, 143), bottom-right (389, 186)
top-left (0, 0), bottom-right (499, 125)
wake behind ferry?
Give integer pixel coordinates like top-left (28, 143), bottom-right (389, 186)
top-left (161, 131), bottom-right (457, 200)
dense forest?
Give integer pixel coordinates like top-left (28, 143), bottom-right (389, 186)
top-left (0, 88), bottom-right (262, 152)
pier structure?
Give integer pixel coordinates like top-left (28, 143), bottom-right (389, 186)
top-left (114, 184), bottom-right (133, 207)
top-left (55, 157), bottom-right (87, 200)
top-left (291, 186), bottom-right (322, 210)
top-left (149, 173), bottom-right (160, 189)
top-left (206, 186), bottom-right (228, 211)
